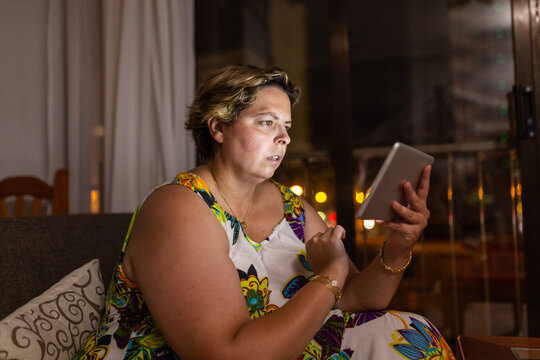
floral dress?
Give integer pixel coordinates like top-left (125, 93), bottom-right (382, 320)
top-left (75, 172), bottom-right (455, 360)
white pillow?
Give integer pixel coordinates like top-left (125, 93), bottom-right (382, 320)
top-left (0, 259), bottom-right (106, 360)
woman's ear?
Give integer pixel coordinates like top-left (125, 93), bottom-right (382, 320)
top-left (208, 117), bottom-right (224, 144)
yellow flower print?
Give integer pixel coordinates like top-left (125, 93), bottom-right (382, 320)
top-left (390, 316), bottom-right (455, 360)
top-left (190, 174), bottom-right (210, 192)
top-left (291, 196), bottom-right (303, 216)
top-left (75, 332), bottom-right (110, 360)
top-left (241, 275), bottom-right (269, 319)
top-left (239, 274), bottom-right (279, 319)
top-left (284, 190), bottom-right (293, 202)
top-left (302, 340), bottom-right (323, 360)
top-left (177, 176), bottom-right (195, 191)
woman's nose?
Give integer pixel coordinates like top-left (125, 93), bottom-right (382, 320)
top-left (275, 127), bottom-right (291, 145)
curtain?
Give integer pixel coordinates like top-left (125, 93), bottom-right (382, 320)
top-left (102, 0), bottom-right (196, 213)
top-left (46, 0), bottom-right (102, 213)
top-left (45, 0), bottom-right (195, 213)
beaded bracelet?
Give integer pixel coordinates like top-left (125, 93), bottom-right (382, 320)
top-left (379, 240), bottom-right (412, 273)
top-left (310, 274), bottom-right (342, 304)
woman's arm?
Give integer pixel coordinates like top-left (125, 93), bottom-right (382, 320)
top-left (303, 165), bottom-right (432, 312)
top-left (123, 184), bottom-right (348, 360)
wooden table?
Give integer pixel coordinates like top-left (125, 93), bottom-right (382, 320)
top-left (458, 335), bottom-right (540, 360)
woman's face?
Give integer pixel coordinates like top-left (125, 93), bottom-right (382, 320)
top-left (219, 86), bottom-right (292, 181)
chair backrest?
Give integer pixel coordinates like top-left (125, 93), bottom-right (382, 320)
top-left (0, 169), bottom-right (68, 217)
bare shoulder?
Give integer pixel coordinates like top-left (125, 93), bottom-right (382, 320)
top-left (122, 182), bottom-right (227, 283)
top-left (119, 181), bottom-right (258, 357)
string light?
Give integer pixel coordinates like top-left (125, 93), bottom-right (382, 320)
top-left (328, 212), bottom-right (336, 223)
top-left (315, 191), bottom-right (327, 203)
top-left (290, 185), bottom-right (303, 196)
top-left (90, 190), bottom-right (100, 214)
top-left (363, 219), bottom-right (375, 229)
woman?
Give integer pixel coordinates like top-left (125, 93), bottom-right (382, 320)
top-left (76, 65), bottom-right (454, 359)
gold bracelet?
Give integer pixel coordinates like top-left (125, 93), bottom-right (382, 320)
top-left (310, 274), bottom-right (342, 304)
top-left (379, 240), bottom-right (412, 273)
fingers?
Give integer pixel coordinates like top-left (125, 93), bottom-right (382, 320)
top-left (401, 182), bottom-right (427, 214)
top-left (382, 200), bottom-right (429, 248)
top-left (400, 166), bottom-right (431, 215)
top-left (416, 165), bottom-right (431, 201)
top-left (312, 225), bottom-right (346, 242)
top-left (382, 166), bottom-right (432, 250)
top-left (332, 225), bottom-right (346, 241)
top-left (306, 225), bottom-right (349, 283)
top-left (391, 200), bottom-right (429, 226)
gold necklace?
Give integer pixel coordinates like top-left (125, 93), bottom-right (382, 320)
top-left (210, 169), bottom-right (254, 229)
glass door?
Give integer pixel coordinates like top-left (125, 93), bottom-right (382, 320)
top-left (194, 0), bottom-right (540, 352)
top-left (511, 0), bottom-right (540, 337)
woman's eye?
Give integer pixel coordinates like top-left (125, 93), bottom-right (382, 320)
top-left (285, 126), bottom-right (291, 132)
top-left (261, 120), bottom-right (273, 126)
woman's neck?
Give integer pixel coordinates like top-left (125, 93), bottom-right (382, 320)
top-left (204, 163), bottom-right (259, 226)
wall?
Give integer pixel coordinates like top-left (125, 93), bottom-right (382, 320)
top-left (0, 0), bottom-right (50, 181)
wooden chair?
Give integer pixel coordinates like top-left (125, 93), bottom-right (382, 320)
top-left (0, 169), bottom-right (69, 217)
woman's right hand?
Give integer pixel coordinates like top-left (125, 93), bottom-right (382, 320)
top-left (305, 225), bottom-right (349, 285)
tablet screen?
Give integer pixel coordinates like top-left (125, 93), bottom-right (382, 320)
top-left (356, 142), bottom-right (434, 221)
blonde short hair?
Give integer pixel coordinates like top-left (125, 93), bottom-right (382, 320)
top-left (186, 64), bottom-right (301, 163)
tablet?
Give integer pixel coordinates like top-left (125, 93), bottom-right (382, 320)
top-left (356, 142), bottom-right (434, 221)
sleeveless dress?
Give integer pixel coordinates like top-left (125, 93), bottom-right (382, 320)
top-left (75, 172), bottom-right (455, 360)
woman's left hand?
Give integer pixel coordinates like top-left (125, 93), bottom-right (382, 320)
top-left (380, 165), bottom-right (431, 252)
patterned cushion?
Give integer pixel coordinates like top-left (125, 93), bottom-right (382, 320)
top-left (0, 259), bottom-right (105, 360)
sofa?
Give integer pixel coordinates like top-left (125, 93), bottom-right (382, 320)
top-left (0, 213), bottom-right (133, 359)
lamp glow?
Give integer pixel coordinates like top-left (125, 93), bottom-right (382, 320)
top-left (363, 219), bottom-right (375, 229)
top-left (291, 185), bottom-right (303, 196)
top-left (315, 191), bottom-right (327, 203)
top-left (90, 190), bottom-right (100, 214)
top-left (317, 211), bottom-right (326, 221)
top-left (328, 212), bottom-right (336, 223)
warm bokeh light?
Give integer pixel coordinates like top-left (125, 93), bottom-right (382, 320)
top-left (93, 125), bottom-right (105, 137)
top-left (317, 211), bottom-right (326, 221)
top-left (517, 201), bottom-right (523, 214)
top-left (511, 185), bottom-right (515, 199)
top-left (90, 190), bottom-right (100, 214)
top-left (516, 183), bottom-right (522, 196)
top-left (478, 187), bottom-right (484, 200)
top-left (363, 219), bottom-right (375, 229)
top-left (328, 212), bottom-right (336, 223)
top-left (355, 191), bottom-right (364, 204)
top-left (290, 185), bottom-right (303, 196)
top-left (315, 191), bottom-right (327, 203)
